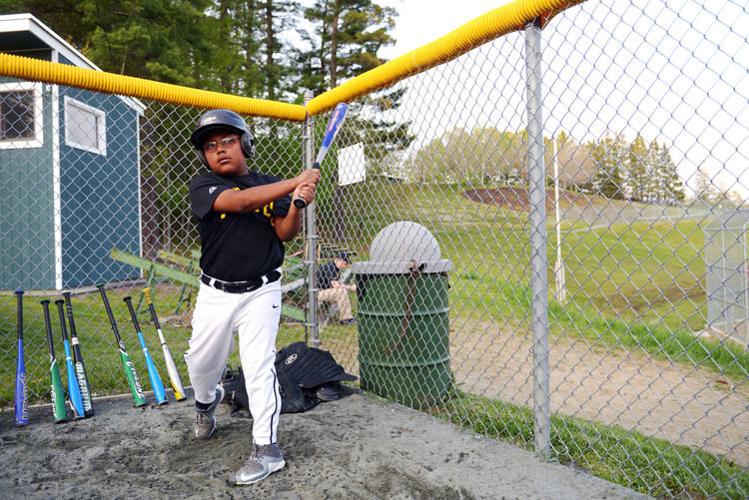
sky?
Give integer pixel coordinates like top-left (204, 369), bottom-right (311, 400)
top-left (369, 0), bottom-right (749, 199)
top-left (378, 1), bottom-right (512, 59)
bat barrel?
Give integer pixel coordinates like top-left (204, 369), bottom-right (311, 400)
top-left (15, 289), bottom-right (23, 340)
top-left (123, 296), bottom-right (142, 332)
top-left (144, 288), bottom-right (163, 330)
top-left (63, 292), bottom-right (81, 342)
top-left (54, 300), bottom-right (69, 341)
top-left (293, 102), bottom-right (348, 209)
top-left (97, 284), bottom-right (124, 344)
top-left (40, 300), bottom-right (56, 357)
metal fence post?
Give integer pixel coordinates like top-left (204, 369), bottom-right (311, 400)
top-left (302, 90), bottom-right (320, 348)
top-left (524, 17), bottom-right (550, 460)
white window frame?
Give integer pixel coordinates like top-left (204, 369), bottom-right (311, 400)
top-left (64, 96), bottom-right (107, 155)
top-left (0, 82), bottom-right (43, 149)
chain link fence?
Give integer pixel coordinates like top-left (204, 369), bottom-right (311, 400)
top-left (1, 0), bottom-right (748, 497)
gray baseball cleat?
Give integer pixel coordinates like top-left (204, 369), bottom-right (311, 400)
top-left (231, 443), bottom-right (286, 485)
top-left (194, 384), bottom-right (225, 439)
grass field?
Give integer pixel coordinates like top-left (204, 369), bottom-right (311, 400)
top-left (1, 181), bottom-right (744, 403)
top-left (435, 392), bottom-right (749, 499)
top-left (0, 181), bottom-right (745, 497)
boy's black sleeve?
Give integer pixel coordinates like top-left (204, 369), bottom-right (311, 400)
top-left (273, 193), bottom-right (292, 218)
top-left (190, 175), bottom-right (231, 219)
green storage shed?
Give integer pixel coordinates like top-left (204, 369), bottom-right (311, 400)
top-left (0, 13), bottom-right (146, 290)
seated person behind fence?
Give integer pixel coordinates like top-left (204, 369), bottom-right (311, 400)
top-left (317, 252), bottom-right (356, 325)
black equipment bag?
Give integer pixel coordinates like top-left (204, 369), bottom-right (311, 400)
top-left (221, 342), bottom-right (357, 415)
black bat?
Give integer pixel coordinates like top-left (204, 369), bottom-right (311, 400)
top-left (63, 291), bottom-right (94, 417)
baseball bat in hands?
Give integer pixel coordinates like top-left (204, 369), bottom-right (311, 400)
top-left (63, 291), bottom-right (94, 417)
top-left (97, 284), bottom-right (147, 408)
top-left (14, 289), bottom-right (29, 427)
top-left (124, 296), bottom-right (168, 405)
top-left (41, 300), bottom-right (67, 423)
top-left (144, 288), bottom-right (187, 401)
top-left (293, 102), bottom-right (349, 209)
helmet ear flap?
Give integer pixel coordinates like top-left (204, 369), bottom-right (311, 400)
top-left (240, 132), bottom-right (255, 159)
top-left (197, 148), bottom-right (209, 168)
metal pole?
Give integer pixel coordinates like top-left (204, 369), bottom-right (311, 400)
top-left (524, 18), bottom-right (550, 460)
top-left (743, 222), bottom-right (749, 350)
top-left (303, 90), bottom-right (320, 348)
top-left (552, 136), bottom-right (566, 304)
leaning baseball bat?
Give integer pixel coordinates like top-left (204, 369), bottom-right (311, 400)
top-left (123, 296), bottom-right (167, 405)
top-left (41, 300), bottom-right (67, 423)
top-left (14, 288), bottom-right (29, 427)
top-left (144, 288), bottom-right (187, 401)
top-left (56, 299), bottom-right (85, 420)
top-left (293, 102), bottom-right (350, 209)
top-left (63, 291), bottom-right (94, 417)
top-left (97, 284), bottom-right (147, 407)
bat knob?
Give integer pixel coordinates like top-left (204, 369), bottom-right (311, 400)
top-left (293, 197), bottom-right (308, 209)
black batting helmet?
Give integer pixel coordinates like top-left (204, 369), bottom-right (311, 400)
top-left (191, 109), bottom-right (255, 167)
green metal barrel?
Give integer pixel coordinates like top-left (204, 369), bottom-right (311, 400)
top-left (356, 271), bottom-right (452, 409)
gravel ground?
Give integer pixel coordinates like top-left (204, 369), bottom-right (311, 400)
top-left (0, 390), bottom-right (647, 499)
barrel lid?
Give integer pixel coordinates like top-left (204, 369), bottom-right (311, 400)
top-left (352, 221), bottom-right (452, 275)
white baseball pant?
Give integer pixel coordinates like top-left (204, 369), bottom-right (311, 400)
top-left (185, 279), bottom-right (282, 445)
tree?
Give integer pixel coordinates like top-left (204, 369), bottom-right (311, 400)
top-left (652, 140), bottom-right (685, 204)
top-left (545, 131), bottom-right (596, 189)
top-left (80, 0), bottom-right (215, 86)
top-left (296, 0), bottom-right (396, 93)
top-left (297, 0), bottom-right (400, 240)
top-left (591, 135), bottom-right (626, 200)
top-left (627, 134), bottom-right (648, 202)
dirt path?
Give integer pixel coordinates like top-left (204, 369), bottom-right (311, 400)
top-left (454, 323), bottom-right (749, 465)
top-left (322, 322), bottom-right (749, 466)
top-left (0, 392), bottom-right (643, 499)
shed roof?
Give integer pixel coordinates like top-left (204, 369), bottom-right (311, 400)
top-left (0, 13), bottom-right (146, 115)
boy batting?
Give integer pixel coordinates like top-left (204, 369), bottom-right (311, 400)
top-left (186, 109), bottom-right (319, 485)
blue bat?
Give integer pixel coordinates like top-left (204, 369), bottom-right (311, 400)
top-left (124, 296), bottom-right (167, 405)
top-left (14, 289), bottom-right (29, 427)
top-left (293, 102), bottom-right (350, 208)
top-left (56, 300), bottom-right (85, 420)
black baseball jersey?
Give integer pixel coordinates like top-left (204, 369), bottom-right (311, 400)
top-left (190, 171), bottom-right (291, 281)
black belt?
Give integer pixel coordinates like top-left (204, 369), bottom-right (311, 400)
top-left (200, 270), bottom-right (281, 294)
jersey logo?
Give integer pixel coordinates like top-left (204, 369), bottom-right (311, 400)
top-left (209, 186), bottom-right (217, 194)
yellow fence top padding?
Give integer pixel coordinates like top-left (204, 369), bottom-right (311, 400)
top-left (307, 0), bottom-right (582, 116)
top-left (0, 52), bottom-right (306, 121)
top-left (0, 0), bottom-right (582, 121)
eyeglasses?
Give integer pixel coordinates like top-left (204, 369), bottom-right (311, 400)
top-left (203, 136), bottom-right (239, 152)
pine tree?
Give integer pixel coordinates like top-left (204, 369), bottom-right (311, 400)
top-left (627, 134), bottom-right (648, 202)
top-left (655, 141), bottom-right (685, 203)
top-left (591, 135), bottom-right (625, 200)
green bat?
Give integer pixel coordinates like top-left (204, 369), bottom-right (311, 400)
top-left (97, 284), bottom-right (147, 407)
top-left (41, 300), bottom-right (67, 423)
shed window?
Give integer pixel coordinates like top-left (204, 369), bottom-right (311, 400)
top-left (65, 97), bottom-right (106, 155)
top-left (0, 83), bottom-right (43, 149)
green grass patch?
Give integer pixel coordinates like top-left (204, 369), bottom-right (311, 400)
top-left (447, 276), bottom-right (749, 381)
top-left (0, 285), bottom-right (307, 405)
top-left (434, 392), bottom-right (749, 498)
